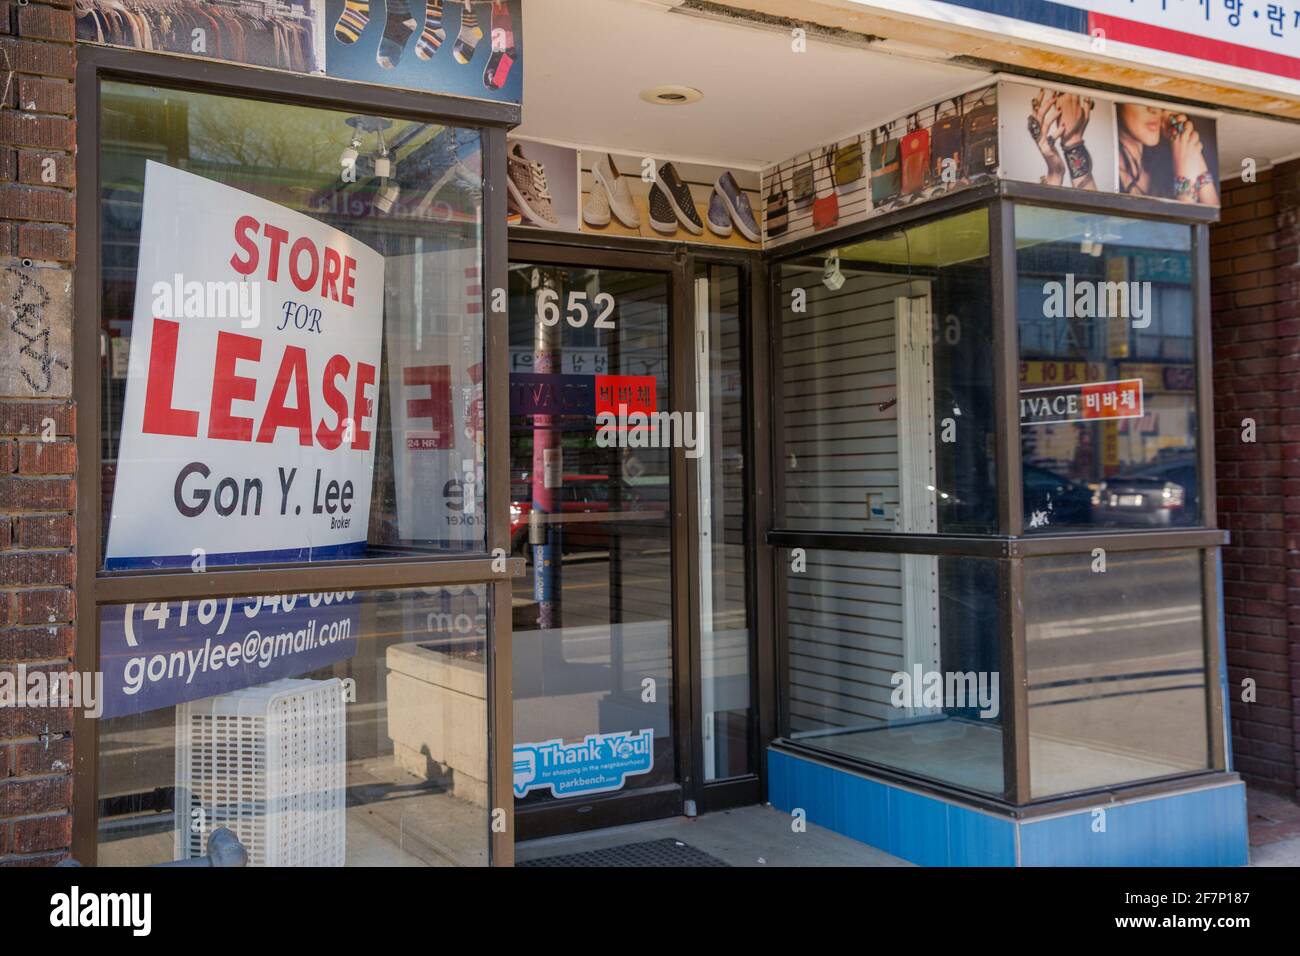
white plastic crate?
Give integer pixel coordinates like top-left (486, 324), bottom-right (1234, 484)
top-left (174, 678), bottom-right (346, 867)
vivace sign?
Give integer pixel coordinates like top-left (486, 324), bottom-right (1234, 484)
top-left (105, 162), bottom-right (385, 569)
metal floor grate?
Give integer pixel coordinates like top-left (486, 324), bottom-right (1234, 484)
top-left (518, 837), bottom-right (730, 867)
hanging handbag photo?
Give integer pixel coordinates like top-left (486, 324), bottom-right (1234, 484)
top-left (792, 158), bottom-right (815, 202)
top-left (812, 149), bottom-right (839, 230)
top-left (900, 115), bottom-right (931, 196)
top-left (930, 99), bottom-right (963, 184)
top-left (869, 126), bottom-right (901, 205)
top-left (766, 169), bottom-right (789, 238)
top-left (834, 138), bottom-right (864, 187)
top-left (962, 88), bottom-right (999, 177)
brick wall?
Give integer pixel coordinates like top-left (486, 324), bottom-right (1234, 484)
top-left (1211, 162), bottom-right (1300, 802)
top-left (0, 0), bottom-right (77, 865)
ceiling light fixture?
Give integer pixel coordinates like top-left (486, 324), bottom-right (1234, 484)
top-left (639, 85), bottom-right (704, 106)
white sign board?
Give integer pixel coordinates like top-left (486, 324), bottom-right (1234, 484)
top-left (105, 162), bottom-right (385, 569)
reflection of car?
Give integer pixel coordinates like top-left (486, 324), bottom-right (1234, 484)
top-left (1023, 464), bottom-right (1092, 527)
top-left (510, 473), bottom-right (657, 553)
top-left (1091, 457), bottom-right (1197, 527)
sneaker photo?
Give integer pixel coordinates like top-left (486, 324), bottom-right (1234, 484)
top-left (653, 162), bottom-right (704, 235)
top-left (583, 181), bottom-right (612, 228)
top-left (593, 153), bottom-right (641, 228)
top-left (647, 180), bottom-right (678, 235)
top-left (715, 170), bottom-right (760, 242)
top-left (707, 189), bottom-right (733, 238)
top-left (507, 142), bottom-right (560, 229)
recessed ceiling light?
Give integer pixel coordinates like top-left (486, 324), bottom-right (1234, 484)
top-left (639, 85), bottom-right (703, 105)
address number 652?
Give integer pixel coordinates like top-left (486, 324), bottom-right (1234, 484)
top-left (536, 289), bottom-right (616, 329)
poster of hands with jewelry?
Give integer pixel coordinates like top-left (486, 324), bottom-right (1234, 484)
top-left (999, 82), bottom-right (1116, 192)
top-left (76, 0), bottom-right (523, 104)
top-left (999, 81), bottom-right (1217, 205)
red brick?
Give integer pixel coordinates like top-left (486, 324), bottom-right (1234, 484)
top-left (14, 513), bottom-right (73, 548)
top-left (16, 76), bottom-right (72, 116)
top-left (15, 588), bottom-right (71, 625)
top-left (0, 550), bottom-right (73, 586)
top-left (0, 401), bottom-right (72, 437)
top-left (10, 736), bottom-right (71, 776)
top-left (16, 150), bottom-right (71, 188)
top-left (0, 184), bottom-right (72, 222)
top-left (12, 814), bottom-right (70, 854)
top-left (17, 223), bottom-right (70, 261)
top-left (16, 5), bottom-right (74, 42)
top-left (0, 111), bottom-right (72, 151)
top-left (0, 776), bottom-right (71, 817)
top-left (0, 38), bottom-right (74, 79)
top-left (17, 440), bottom-right (73, 475)
top-left (0, 476), bottom-right (71, 510)
top-left (0, 625), bottom-right (73, 661)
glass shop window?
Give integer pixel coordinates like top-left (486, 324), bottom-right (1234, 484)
top-left (775, 208), bottom-right (996, 535)
top-left (1023, 549), bottom-right (1209, 796)
top-left (98, 81), bottom-right (486, 570)
top-left (96, 586), bottom-right (490, 866)
top-left (1015, 206), bottom-right (1198, 533)
top-left (780, 549), bottom-right (1004, 795)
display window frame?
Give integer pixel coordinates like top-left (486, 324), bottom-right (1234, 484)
top-left (763, 185), bottom-right (1232, 814)
top-left (72, 46), bottom-right (520, 866)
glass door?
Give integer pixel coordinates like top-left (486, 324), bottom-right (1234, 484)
top-left (508, 254), bottom-right (682, 837)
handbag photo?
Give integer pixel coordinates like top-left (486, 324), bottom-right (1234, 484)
top-left (869, 126), bottom-right (901, 204)
top-left (962, 88), bottom-right (998, 177)
top-left (931, 99), bottom-right (962, 183)
top-left (900, 115), bottom-right (931, 196)
top-left (834, 138), bottom-right (864, 187)
top-left (766, 169), bottom-right (789, 238)
top-left (812, 149), bottom-right (839, 230)
top-left (791, 158), bottom-right (815, 202)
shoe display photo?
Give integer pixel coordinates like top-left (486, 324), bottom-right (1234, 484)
top-left (707, 189), bottom-right (733, 238)
top-left (507, 142), bottom-right (560, 229)
top-left (583, 181), bottom-right (612, 227)
top-left (593, 153), bottom-right (641, 228)
top-left (653, 162), bottom-right (704, 235)
top-left (647, 180), bottom-right (679, 235)
top-left (714, 170), bottom-right (760, 242)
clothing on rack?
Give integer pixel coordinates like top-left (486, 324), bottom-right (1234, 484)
top-left (75, 0), bottom-right (319, 73)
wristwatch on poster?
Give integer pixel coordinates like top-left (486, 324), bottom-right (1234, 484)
top-left (1063, 142), bottom-right (1092, 182)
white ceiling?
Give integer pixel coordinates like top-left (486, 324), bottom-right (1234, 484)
top-left (514, 0), bottom-right (1300, 176)
top-left (514, 0), bottom-right (990, 168)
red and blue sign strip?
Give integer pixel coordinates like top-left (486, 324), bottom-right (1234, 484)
top-left (939, 0), bottom-right (1300, 81)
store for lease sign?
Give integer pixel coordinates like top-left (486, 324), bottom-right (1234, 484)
top-left (104, 162), bottom-right (384, 569)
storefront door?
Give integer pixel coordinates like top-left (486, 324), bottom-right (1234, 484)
top-left (507, 247), bottom-right (692, 837)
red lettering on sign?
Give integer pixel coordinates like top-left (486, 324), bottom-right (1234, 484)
top-left (226, 215), bottom-right (358, 306)
top-left (209, 330), bottom-right (262, 441)
top-left (315, 354), bottom-right (352, 452)
top-left (256, 346), bottom-right (313, 446)
top-left (142, 318), bottom-right (199, 437)
top-left (403, 365), bottom-right (452, 448)
top-left (352, 362), bottom-right (376, 451)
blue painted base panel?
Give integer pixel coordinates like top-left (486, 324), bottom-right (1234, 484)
top-left (767, 749), bottom-right (1248, 867)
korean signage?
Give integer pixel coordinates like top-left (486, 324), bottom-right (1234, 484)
top-left (98, 592), bottom-right (359, 718)
top-left (105, 162), bottom-right (384, 569)
top-left (1020, 377), bottom-right (1144, 425)
top-left (858, 0), bottom-right (1300, 91)
top-left (509, 373), bottom-right (656, 418)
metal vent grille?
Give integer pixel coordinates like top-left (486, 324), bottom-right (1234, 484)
top-left (519, 838), bottom-right (729, 868)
